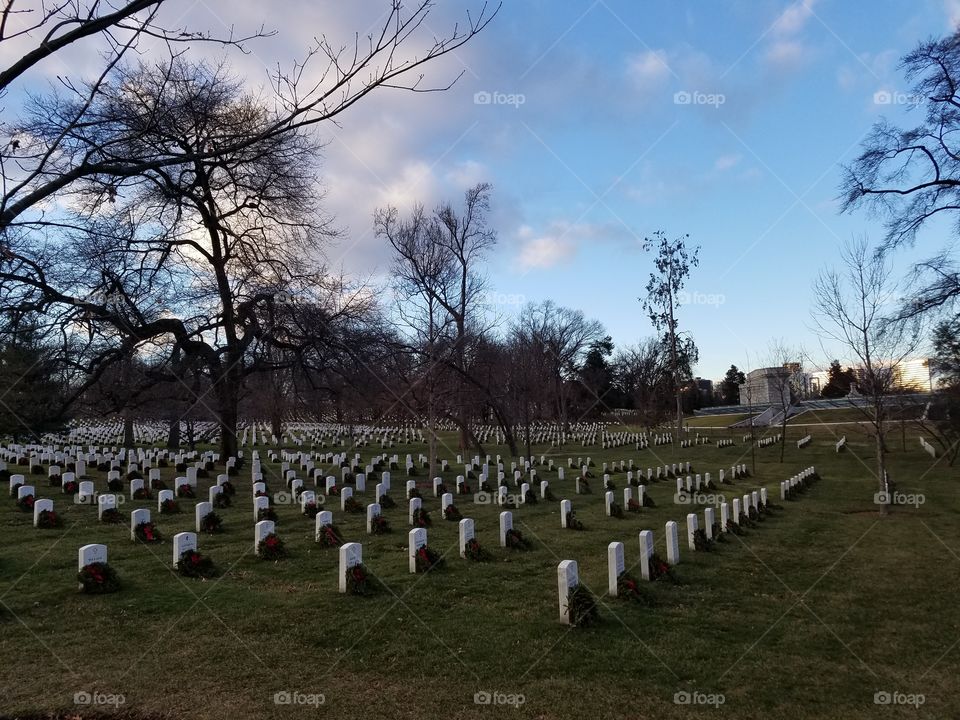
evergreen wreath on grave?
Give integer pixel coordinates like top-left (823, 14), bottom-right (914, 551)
top-left (457, 481), bottom-right (471, 494)
top-left (345, 563), bottom-right (378, 596)
top-left (505, 527), bottom-right (532, 550)
top-left (344, 496), bottom-right (364, 514)
top-left (617, 572), bottom-right (653, 605)
top-left (327, 484), bottom-right (341, 496)
top-left (414, 544), bottom-right (444, 573)
top-left (219, 480), bottom-right (236, 496)
top-left (36, 509), bottom-right (63, 529)
top-left (126, 470), bottom-right (143, 481)
top-left (648, 552), bottom-right (677, 583)
top-left (407, 486), bottom-right (421, 500)
top-left (725, 518), bottom-right (744, 536)
top-left (158, 459), bottom-right (170, 468)
top-left (200, 511), bottom-right (224, 534)
top-left (544, 487), bottom-right (556, 502)
top-left (0, 468), bottom-right (9, 483)
top-left (160, 498), bottom-right (180, 514)
top-left (227, 465), bottom-right (239, 477)
top-left (722, 475), bottom-right (733, 485)
top-left (212, 493), bottom-right (230, 509)
top-left (413, 508), bottom-right (432, 528)
top-left (48, 473), bottom-right (62, 487)
top-left (608, 501), bottom-right (624, 519)
top-left (370, 514), bottom-right (391, 535)
top-left (30, 464), bottom-right (43, 475)
top-left (443, 504), bottom-right (463, 521)
top-left (738, 511), bottom-right (755, 529)
top-left (317, 523), bottom-right (344, 548)
top-left (258, 532), bottom-right (288, 560)
top-left (177, 550), bottom-right (216, 578)
top-left (254, 487), bottom-right (269, 498)
top-left (100, 508), bottom-right (123, 524)
top-left (693, 528), bottom-right (714, 552)
top-left (604, 478), bottom-right (615, 491)
top-left (134, 521), bottom-right (161, 543)
top-left (198, 466), bottom-right (211, 478)
top-left (711, 522), bottom-right (727, 542)
top-left (480, 480), bottom-right (493, 493)
top-left (578, 478), bottom-right (592, 494)
top-left (748, 506), bottom-right (761, 522)
top-left (464, 537), bottom-right (492, 562)
top-left (16, 493), bottom-right (35, 512)
top-left (176, 485), bottom-right (195, 499)
top-left (151, 479), bottom-right (167, 490)
top-left (565, 511), bottom-right (585, 531)
top-left (9, 481), bottom-right (22, 497)
top-left (257, 507), bottom-right (278, 524)
top-left (175, 463), bottom-right (188, 472)
top-left (302, 501), bottom-right (320, 519)
top-left (78, 562), bottom-right (120, 593)
top-left (567, 583), bottom-right (599, 627)
top-left (378, 493), bottom-right (396, 509)
top-left (133, 487), bottom-right (152, 500)
top-left (627, 498), bottom-right (642, 513)
top-left (524, 489), bottom-right (538, 505)
top-left (757, 499), bottom-right (768, 515)
top-left (107, 478), bottom-right (123, 492)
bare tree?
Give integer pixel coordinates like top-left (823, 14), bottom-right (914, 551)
top-left (764, 340), bottom-right (805, 463)
top-left (812, 236), bottom-right (923, 513)
top-left (514, 300), bottom-right (606, 430)
top-left (641, 231), bottom-right (699, 444)
top-left (839, 31), bottom-right (960, 317)
top-left (0, 1), bottom-right (499, 233)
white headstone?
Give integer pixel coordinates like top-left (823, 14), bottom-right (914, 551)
top-left (32, 498), bottom-right (53, 527)
top-left (458, 518), bottom-right (475, 558)
top-left (686, 513), bottom-right (699, 550)
top-left (408, 527), bottom-right (428, 573)
top-left (314, 510), bottom-right (334, 541)
top-left (666, 520), bottom-right (680, 564)
top-left (340, 486), bottom-right (354, 511)
top-left (130, 508), bottom-right (150, 540)
top-left (639, 530), bottom-right (654, 580)
top-left (408, 496), bottom-right (422, 525)
top-left (254, 520), bottom-right (275, 553)
top-left (499, 511), bottom-right (513, 546)
top-left (338, 542), bottom-right (363, 593)
top-left (607, 541), bottom-right (625, 596)
top-left (195, 501), bottom-right (213, 532)
top-left (97, 493), bottom-right (117, 520)
top-left (172, 532), bottom-right (197, 567)
top-left (557, 560), bottom-right (579, 625)
top-left (704, 507), bottom-right (716, 539)
top-left (560, 499), bottom-right (572, 528)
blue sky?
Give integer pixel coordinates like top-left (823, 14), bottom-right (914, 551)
top-left (7, 0), bottom-right (958, 381)
top-left (317, 0), bottom-right (957, 381)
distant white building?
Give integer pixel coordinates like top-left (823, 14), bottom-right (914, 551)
top-left (739, 366), bottom-right (792, 406)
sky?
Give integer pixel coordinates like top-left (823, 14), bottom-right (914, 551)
top-left (5, 0), bottom-right (959, 382)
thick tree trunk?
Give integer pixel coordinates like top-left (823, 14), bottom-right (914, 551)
top-left (122, 416), bottom-right (134, 448)
top-left (216, 368), bottom-right (240, 459)
top-left (166, 418), bottom-right (180, 449)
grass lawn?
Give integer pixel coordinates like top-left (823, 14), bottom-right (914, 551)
top-left (1, 424), bottom-right (956, 719)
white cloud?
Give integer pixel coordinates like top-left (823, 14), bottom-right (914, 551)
top-left (627, 49), bottom-right (672, 87)
top-left (517, 232), bottom-right (577, 271)
top-left (946, 0), bottom-right (960, 29)
top-left (772, 0), bottom-right (819, 37)
top-left (714, 154), bottom-right (742, 171)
